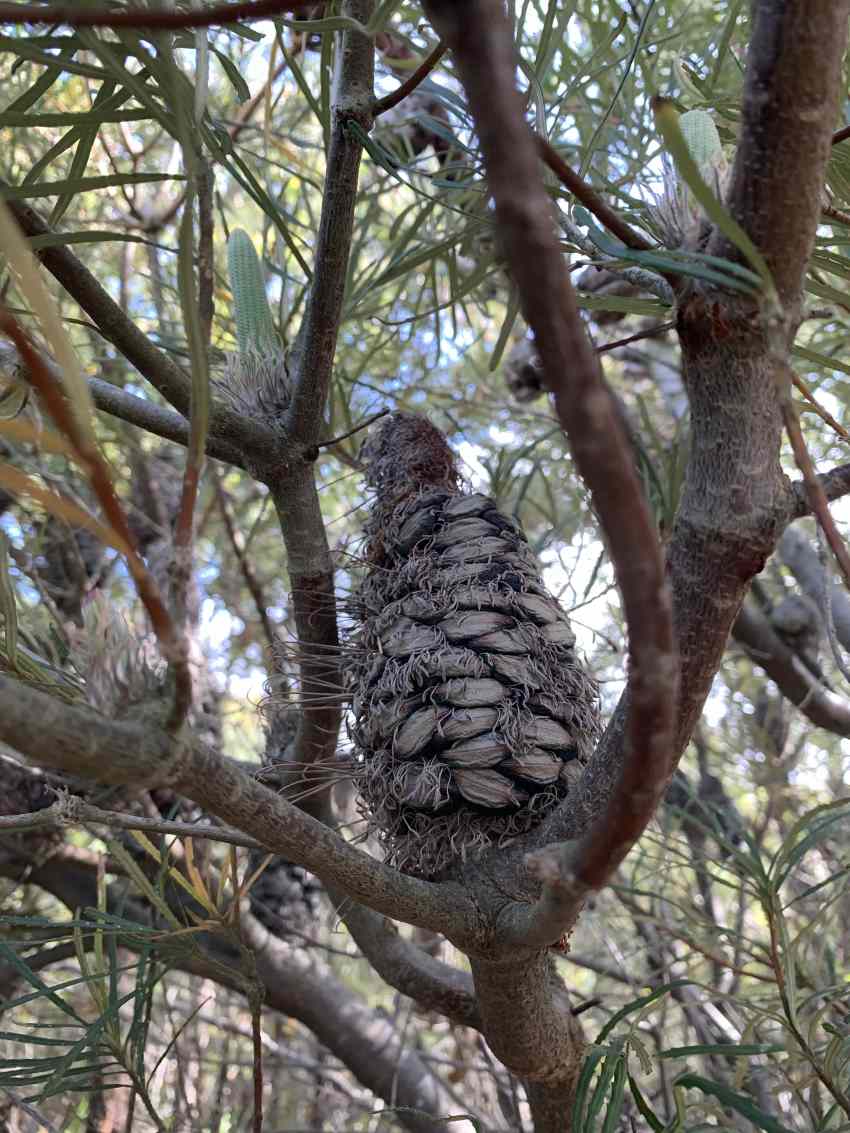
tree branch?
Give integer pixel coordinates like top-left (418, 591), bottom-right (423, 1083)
top-left (286, 0), bottom-right (374, 447)
top-left (335, 899), bottom-right (481, 1030)
top-left (512, 0), bottom-right (848, 952)
top-left (793, 461), bottom-right (850, 517)
top-left (0, 795), bottom-right (265, 850)
top-left (0, 340), bottom-right (246, 467)
top-left (88, 377), bottom-right (247, 467)
top-left (260, 0), bottom-right (374, 813)
top-left (708, 0), bottom-right (850, 307)
top-left (4, 855), bottom-right (463, 1133)
top-left (0, 0), bottom-right (321, 29)
top-left (536, 135), bottom-right (652, 253)
top-left (373, 42), bottom-right (447, 116)
top-left (0, 674), bottom-right (473, 937)
top-left (732, 600), bottom-right (850, 737)
top-left (779, 525), bottom-right (850, 654)
top-left (267, 468), bottom-right (343, 817)
top-left (780, 380), bottom-right (850, 588)
top-left (423, 0), bottom-right (676, 921)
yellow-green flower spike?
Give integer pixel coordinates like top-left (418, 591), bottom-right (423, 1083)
top-left (226, 229), bottom-right (280, 358)
top-left (678, 109), bottom-right (723, 169)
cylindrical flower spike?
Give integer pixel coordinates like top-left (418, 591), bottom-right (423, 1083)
top-left (217, 230), bottom-right (290, 426)
top-left (226, 229), bottom-right (280, 359)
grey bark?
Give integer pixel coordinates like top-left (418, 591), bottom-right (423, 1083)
top-left (779, 524), bottom-right (850, 653)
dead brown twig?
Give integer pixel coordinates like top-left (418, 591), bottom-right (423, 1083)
top-left (373, 42), bottom-right (448, 116)
top-left (535, 134), bottom-right (652, 253)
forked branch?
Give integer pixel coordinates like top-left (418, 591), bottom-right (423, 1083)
top-left (0, 673), bottom-right (473, 936)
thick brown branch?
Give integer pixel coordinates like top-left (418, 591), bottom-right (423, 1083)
top-left (708, 0), bottom-right (850, 306)
top-left (518, 0), bottom-right (848, 957)
top-left (0, 0), bottom-right (321, 29)
top-left (0, 674), bottom-right (472, 937)
top-left (423, 0), bottom-right (676, 910)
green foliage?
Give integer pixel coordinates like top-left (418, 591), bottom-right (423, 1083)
top-left (0, 2), bottom-right (849, 1128)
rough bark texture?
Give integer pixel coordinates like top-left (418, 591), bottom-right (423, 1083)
top-left (2, 3), bottom-right (850, 1131)
top-left (349, 413), bottom-right (600, 878)
top-left (710, 0), bottom-right (849, 308)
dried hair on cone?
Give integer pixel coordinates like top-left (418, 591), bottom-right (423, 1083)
top-left (348, 412), bottom-right (601, 878)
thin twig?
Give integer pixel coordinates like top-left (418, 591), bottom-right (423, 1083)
top-left (0, 0), bottom-right (321, 29)
top-left (213, 469), bottom-right (279, 652)
top-left (0, 795), bottom-right (265, 848)
top-left (198, 161), bottom-right (215, 351)
top-left (373, 42), bottom-right (448, 116)
top-left (833, 124), bottom-right (850, 146)
top-left (251, 1001), bottom-right (265, 1133)
top-left (823, 203), bottom-right (850, 227)
top-left (536, 134), bottom-right (653, 253)
top-left (596, 320), bottom-right (675, 355)
top-left (791, 370), bottom-right (850, 441)
top-left (318, 408), bottom-right (389, 448)
top-left (170, 192), bottom-right (209, 731)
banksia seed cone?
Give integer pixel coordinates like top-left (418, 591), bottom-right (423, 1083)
top-left (349, 413), bottom-right (600, 878)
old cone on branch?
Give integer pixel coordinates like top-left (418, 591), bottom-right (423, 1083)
top-left (349, 413), bottom-right (600, 877)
